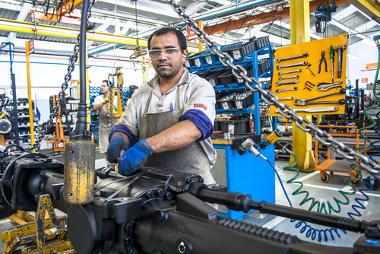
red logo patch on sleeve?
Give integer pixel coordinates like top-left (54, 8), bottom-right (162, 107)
top-left (194, 103), bottom-right (207, 110)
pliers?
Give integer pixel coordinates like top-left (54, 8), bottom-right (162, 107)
top-left (318, 51), bottom-right (328, 74)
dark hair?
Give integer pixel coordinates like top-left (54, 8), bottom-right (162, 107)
top-left (102, 80), bottom-right (109, 86)
top-left (148, 27), bottom-right (187, 52)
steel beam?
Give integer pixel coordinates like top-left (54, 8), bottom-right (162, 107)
top-left (347, 0), bottom-right (380, 23)
top-left (289, 0), bottom-right (315, 172)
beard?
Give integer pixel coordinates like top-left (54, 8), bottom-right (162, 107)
top-left (155, 61), bottom-right (181, 78)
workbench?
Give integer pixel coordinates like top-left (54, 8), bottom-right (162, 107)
top-left (211, 134), bottom-right (275, 220)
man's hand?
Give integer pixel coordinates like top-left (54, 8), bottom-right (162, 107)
top-left (103, 97), bottom-right (110, 104)
top-left (107, 136), bottom-right (129, 163)
top-left (118, 139), bottom-right (153, 175)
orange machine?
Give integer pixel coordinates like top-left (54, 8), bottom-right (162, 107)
top-left (46, 95), bottom-right (69, 152)
top-left (314, 125), bottom-right (367, 185)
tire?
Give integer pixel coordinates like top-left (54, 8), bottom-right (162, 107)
top-left (321, 172), bottom-right (330, 183)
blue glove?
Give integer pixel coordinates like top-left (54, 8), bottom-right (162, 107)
top-left (107, 136), bottom-right (129, 163)
top-left (118, 139), bottom-right (153, 175)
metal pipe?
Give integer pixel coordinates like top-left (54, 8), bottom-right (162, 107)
top-left (74, 0), bottom-right (89, 136)
top-left (0, 19), bottom-right (198, 53)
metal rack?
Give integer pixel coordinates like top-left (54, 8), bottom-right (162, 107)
top-left (188, 43), bottom-right (275, 135)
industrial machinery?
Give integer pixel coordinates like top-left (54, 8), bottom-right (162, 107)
top-left (1, 153), bottom-right (380, 254)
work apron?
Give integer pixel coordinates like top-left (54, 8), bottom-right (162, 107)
top-left (98, 102), bottom-right (112, 154)
top-left (140, 88), bottom-right (216, 185)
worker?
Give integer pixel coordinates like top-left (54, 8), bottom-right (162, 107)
top-left (93, 80), bottom-right (117, 159)
top-left (107, 27), bottom-right (216, 184)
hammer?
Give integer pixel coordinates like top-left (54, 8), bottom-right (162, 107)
top-left (334, 45), bottom-right (347, 79)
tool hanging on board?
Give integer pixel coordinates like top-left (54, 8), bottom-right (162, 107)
top-left (276, 53), bottom-right (308, 63)
top-left (277, 61), bottom-right (308, 70)
top-left (294, 107), bottom-right (339, 113)
top-left (317, 81), bottom-right (343, 91)
top-left (318, 51), bottom-right (328, 74)
top-left (276, 79), bottom-right (299, 86)
top-left (330, 45), bottom-right (335, 82)
top-left (279, 75), bottom-right (299, 81)
top-left (278, 97), bottom-right (294, 101)
top-left (303, 81), bottom-right (315, 91)
top-left (294, 88), bottom-right (346, 106)
top-left (278, 69), bottom-right (302, 76)
top-left (276, 87), bottom-right (298, 93)
top-left (306, 64), bottom-right (315, 76)
top-left (334, 45), bottom-right (346, 78)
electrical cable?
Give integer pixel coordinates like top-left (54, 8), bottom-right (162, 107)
top-left (280, 149), bottom-right (347, 241)
top-left (265, 159), bottom-right (293, 207)
top-left (256, 145), bottom-right (347, 241)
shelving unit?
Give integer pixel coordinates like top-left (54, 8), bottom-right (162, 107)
top-left (188, 41), bottom-right (275, 135)
top-left (14, 98), bottom-right (38, 147)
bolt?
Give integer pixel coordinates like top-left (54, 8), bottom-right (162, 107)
top-left (178, 181), bottom-right (182, 186)
top-left (146, 190), bottom-right (154, 199)
top-left (124, 238), bottom-right (131, 245)
top-left (67, 193), bottom-right (73, 196)
top-left (158, 189), bottom-right (164, 197)
top-left (178, 241), bottom-right (186, 253)
top-left (124, 223), bottom-right (132, 231)
top-left (165, 192), bottom-right (172, 201)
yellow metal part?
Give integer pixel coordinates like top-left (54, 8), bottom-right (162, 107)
top-left (0, 111), bottom-right (6, 118)
top-left (8, 211), bottom-right (36, 225)
top-left (64, 139), bottom-right (95, 205)
top-left (45, 95), bottom-right (69, 152)
top-left (0, 18), bottom-right (199, 53)
top-left (198, 21), bottom-right (204, 52)
top-left (289, 0), bottom-right (314, 172)
top-left (290, 0), bottom-right (310, 46)
top-left (347, 0), bottom-right (380, 23)
top-left (116, 67), bottom-right (123, 119)
top-left (26, 40), bottom-right (35, 152)
top-left (142, 55), bottom-right (147, 86)
top-left (1, 196), bottom-right (71, 254)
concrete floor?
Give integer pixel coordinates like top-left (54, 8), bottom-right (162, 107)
top-left (1, 150), bottom-right (379, 252)
top-left (242, 160), bottom-right (380, 249)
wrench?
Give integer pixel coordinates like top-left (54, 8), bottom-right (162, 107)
top-left (317, 81), bottom-right (343, 91)
top-left (278, 69), bottom-right (302, 76)
top-left (294, 107), bottom-right (339, 113)
top-left (276, 87), bottom-right (298, 93)
top-left (277, 53), bottom-right (308, 63)
top-left (276, 79), bottom-right (299, 86)
top-left (277, 61), bottom-right (308, 70)
top-left (279, 75), bottom-right (299, 81)
top-left (294, 89), bottom-right (346, 106)
top-left (278, 97), bottom-right (294, 101)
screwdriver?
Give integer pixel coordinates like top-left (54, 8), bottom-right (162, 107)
top-left (330, 45), bottom-right (335, 82)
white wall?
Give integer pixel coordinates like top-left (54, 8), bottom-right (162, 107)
top-left (347, 40), bottom-right (378, 91)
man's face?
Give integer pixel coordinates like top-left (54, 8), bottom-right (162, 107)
top-left (149, 33), bottom-right (188, 78)
top-left (101, 82), bottom-right (109, 94)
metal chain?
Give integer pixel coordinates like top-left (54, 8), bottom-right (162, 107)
top-left (165, 0), bottom-right (380, 178)
top-left (30, 0), bottom-right (96, 150)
